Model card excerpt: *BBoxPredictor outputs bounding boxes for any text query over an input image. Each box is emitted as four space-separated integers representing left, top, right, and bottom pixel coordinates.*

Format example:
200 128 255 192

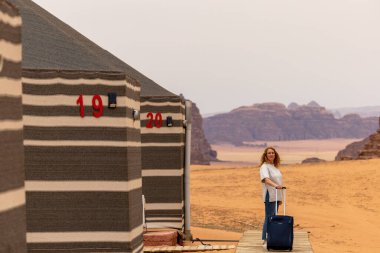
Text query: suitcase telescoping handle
275 187 286 216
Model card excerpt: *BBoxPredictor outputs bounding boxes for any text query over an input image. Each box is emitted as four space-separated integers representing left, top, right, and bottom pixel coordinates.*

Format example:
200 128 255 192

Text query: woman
259 147 286 245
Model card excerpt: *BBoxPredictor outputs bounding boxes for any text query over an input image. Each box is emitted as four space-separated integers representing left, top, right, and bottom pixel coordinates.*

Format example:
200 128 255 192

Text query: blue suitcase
267 189 294 251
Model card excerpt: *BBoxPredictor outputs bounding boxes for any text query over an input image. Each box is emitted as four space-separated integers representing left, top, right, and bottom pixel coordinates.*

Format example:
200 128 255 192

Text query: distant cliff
335 137 369 160
204 102 378 145
191 103 218 164
336 117 380 160
357 126 380 159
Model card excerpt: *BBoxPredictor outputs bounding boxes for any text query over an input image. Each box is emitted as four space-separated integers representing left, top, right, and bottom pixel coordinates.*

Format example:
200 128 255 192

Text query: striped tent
0 0 27 252
140 97 186 230
10 0 189 246
23 69 142 252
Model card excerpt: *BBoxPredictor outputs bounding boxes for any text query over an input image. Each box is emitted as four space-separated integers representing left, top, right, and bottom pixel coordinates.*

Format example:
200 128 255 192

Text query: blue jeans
262 191 279 240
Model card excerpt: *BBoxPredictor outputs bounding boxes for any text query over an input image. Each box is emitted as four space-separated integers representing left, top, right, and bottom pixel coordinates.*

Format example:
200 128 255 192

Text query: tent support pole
184 100 192 240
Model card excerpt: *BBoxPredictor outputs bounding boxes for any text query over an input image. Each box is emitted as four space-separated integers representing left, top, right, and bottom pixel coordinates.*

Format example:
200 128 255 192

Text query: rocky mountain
301 157 326 164
191 103 218 164
335 137 369 160
203 102 378 145
336 118 380 160
357 126 380 159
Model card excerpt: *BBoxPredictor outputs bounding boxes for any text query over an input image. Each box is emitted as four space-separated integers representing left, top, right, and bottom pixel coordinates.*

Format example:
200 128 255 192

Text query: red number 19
77 94 103 118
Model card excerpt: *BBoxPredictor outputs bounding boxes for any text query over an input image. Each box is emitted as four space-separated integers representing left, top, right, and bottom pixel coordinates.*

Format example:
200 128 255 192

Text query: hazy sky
33 0 380 115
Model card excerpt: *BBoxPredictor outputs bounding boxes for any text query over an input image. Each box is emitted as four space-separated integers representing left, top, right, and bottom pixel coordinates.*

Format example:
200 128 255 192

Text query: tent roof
9 0 176 97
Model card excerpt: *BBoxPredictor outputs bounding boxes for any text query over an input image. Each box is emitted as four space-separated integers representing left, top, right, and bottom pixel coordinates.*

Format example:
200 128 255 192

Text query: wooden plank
144 244 236 252
236 230 313 253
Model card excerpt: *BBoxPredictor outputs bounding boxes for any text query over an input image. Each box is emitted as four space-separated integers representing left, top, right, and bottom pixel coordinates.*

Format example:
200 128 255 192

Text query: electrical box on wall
108 93 117 108
166 116 173 127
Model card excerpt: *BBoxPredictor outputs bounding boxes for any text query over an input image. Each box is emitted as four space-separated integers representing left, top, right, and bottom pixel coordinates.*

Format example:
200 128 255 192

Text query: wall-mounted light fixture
108 93 117 108
166 116 173 127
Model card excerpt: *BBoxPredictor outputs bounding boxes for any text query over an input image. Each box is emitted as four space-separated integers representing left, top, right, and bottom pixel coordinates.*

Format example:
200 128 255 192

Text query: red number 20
77 94 103 118
146 112 162 128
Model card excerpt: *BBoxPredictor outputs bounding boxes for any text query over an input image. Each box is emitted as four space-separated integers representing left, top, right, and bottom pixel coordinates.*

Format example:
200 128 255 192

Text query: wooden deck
236 230 313 253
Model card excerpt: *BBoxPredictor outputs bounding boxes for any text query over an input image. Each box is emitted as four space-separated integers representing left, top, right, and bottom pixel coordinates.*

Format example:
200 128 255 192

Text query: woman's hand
275 185 286 189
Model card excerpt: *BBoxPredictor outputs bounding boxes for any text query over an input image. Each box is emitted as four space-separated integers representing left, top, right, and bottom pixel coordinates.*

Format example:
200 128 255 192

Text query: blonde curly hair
260 146 280 167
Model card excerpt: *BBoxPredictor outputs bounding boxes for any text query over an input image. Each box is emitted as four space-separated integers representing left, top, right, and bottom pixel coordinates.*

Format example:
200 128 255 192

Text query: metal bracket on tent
133 109 140 120
0 55 3 72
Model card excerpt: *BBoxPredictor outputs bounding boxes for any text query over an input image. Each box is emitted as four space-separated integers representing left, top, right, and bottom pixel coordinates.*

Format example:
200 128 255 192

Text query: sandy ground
191 158 380 253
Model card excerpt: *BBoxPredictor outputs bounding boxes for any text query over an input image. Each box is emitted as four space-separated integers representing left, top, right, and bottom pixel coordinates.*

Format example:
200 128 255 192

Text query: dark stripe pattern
24 146 142 181
1 59 22 78
23 69 142 253
141 147 185 170
141 119 184 128
146 210 183 217
0 206 27 252
0 131 24 192
142 177 182 203
0 96 22 120
23 105 131 117
140 96 186 230
24 126 140 142
0 1 26 252
0 21 21 43
26 190 142 232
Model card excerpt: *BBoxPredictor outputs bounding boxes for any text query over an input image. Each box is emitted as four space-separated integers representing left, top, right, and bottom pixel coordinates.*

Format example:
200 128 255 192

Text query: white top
260 162 283 202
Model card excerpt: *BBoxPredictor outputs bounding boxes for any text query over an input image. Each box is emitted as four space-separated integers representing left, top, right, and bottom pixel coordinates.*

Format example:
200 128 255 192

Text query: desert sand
191 151 380 252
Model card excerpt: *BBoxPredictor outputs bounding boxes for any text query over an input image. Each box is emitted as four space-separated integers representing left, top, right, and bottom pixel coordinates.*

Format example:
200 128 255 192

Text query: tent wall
140 97 186 230
22 69 143 253
0 1 27 252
